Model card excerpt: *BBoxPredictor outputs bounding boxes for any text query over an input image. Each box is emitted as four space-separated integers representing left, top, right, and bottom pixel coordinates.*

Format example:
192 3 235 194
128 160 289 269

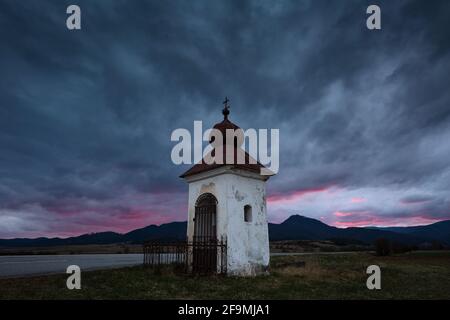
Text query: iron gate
143 238 227 274
143 193 225 274
193 193 217 273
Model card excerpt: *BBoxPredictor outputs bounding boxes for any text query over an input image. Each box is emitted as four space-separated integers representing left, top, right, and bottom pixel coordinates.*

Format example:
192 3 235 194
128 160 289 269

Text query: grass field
0 240 368 256
1 251 449 299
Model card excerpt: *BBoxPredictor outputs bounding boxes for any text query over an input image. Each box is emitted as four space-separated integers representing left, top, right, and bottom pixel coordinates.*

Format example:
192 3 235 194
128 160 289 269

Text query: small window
244 205 252 223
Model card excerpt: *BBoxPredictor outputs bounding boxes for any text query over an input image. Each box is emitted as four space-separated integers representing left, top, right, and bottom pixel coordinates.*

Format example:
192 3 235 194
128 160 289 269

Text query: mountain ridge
0 215 449 247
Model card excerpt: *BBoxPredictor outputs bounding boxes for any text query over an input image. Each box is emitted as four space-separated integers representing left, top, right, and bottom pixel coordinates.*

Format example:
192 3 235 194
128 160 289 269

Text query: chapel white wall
186 168 270 276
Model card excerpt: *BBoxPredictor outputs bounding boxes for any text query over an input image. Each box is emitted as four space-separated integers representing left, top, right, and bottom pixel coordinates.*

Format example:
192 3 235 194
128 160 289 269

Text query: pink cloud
334 211 354 217
331 210 446 228
351 197 366 203
268 186 331 204
0 190 189 238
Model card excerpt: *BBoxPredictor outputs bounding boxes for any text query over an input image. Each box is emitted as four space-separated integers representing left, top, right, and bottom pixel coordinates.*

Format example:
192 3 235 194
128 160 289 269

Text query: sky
1 0 450 238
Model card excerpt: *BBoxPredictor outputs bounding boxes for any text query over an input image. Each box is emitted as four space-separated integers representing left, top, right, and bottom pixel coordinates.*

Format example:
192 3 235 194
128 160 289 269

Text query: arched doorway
193 193 217 273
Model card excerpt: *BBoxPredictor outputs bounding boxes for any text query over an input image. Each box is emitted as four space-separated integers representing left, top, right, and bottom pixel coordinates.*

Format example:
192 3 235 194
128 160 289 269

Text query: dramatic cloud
1 0 450 237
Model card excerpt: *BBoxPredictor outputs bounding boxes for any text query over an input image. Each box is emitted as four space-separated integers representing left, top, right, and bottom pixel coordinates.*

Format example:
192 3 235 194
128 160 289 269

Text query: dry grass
276 258 328 279
1 251 449 299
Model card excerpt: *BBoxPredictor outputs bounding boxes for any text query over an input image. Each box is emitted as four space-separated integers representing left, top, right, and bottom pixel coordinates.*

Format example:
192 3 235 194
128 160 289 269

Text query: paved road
0 254 144 278
0 251 367 278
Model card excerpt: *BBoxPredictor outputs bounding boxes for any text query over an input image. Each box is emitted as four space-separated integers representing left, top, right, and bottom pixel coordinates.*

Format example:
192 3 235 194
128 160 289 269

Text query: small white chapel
180 98 274 276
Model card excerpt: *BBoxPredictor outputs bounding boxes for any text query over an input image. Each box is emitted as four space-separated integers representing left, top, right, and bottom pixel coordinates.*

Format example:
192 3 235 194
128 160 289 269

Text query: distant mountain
269 215 340 240
0 215 449 248
268 215 431 245
123 222 187 243
335 226 424 245
0 231 124 248
368 220 450 244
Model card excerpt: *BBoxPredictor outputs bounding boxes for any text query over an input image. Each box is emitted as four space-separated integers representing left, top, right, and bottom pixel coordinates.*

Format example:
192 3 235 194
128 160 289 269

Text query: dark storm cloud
1 0 450 237
400 195 434 204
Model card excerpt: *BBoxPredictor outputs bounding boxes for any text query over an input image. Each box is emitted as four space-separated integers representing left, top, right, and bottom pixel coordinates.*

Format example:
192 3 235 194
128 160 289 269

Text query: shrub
375 238 391 256
431 241 444 250
390 242 416 254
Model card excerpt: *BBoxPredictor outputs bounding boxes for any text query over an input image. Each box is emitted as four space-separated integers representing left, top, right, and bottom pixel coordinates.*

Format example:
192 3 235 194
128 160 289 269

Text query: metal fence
143 238 227 274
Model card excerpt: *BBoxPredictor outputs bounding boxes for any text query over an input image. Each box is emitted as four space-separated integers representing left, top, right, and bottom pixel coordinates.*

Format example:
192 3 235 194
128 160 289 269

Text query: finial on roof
222 96 230 120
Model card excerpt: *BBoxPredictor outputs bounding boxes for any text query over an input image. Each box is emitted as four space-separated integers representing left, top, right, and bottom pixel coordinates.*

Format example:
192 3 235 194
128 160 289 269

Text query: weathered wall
225 171 269 276
186 171 227 242
186 167 270 276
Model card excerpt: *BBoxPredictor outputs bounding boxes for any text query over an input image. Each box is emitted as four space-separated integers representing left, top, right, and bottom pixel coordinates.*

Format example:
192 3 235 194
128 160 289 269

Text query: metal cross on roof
222 96 230 119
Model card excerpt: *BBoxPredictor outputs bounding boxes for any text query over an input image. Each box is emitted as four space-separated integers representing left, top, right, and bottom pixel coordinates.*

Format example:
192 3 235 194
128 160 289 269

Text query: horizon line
1 214 448 240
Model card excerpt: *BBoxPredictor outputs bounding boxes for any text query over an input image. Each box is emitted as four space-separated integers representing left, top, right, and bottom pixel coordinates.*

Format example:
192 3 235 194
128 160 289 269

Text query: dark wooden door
193 193 217 273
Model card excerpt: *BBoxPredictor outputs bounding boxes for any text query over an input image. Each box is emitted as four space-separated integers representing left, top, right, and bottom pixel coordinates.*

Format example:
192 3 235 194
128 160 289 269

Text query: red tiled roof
181 103 272 178
180 146 266 178
212 118 240 135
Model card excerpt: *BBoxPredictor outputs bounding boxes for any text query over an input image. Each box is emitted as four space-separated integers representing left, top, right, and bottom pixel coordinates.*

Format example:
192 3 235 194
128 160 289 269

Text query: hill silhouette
0 215 449 247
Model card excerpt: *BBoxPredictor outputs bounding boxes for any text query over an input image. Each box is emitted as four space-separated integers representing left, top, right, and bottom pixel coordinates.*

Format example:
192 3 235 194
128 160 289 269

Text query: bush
431 241 444 250
375 238 391 256
391 242 414 254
